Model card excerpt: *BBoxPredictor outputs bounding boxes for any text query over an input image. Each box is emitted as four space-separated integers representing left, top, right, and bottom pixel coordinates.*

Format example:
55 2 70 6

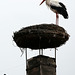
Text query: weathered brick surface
27 55 56 75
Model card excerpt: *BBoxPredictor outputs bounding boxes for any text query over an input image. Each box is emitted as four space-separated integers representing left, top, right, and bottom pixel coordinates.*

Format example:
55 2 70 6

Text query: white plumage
40 0 68 25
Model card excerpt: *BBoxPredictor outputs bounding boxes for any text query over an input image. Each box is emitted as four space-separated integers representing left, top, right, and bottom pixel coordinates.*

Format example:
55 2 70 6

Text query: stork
40 0 68 25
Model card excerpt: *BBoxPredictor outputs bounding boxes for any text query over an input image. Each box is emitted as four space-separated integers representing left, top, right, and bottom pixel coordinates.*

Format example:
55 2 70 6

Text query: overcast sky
0 0 75 75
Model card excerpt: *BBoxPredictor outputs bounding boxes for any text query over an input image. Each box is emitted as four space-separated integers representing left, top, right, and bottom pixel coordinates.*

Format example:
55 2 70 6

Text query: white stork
40 0 68 25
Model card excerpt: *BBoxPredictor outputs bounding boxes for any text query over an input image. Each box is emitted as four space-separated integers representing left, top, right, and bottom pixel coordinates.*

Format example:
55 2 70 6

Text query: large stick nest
13 24 69 49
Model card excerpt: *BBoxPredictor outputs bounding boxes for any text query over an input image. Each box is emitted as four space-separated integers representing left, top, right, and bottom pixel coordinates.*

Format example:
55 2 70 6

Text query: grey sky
0 0 75 75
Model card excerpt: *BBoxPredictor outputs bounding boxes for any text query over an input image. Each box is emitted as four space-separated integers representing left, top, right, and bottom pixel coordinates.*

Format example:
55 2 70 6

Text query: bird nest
13 24 69 49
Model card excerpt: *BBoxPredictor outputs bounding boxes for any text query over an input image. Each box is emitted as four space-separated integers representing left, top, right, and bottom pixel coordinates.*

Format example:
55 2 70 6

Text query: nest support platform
13 24 69 49
27 55 56 75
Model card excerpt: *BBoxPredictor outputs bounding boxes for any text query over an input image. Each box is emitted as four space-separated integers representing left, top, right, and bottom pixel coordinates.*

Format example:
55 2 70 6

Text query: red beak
40 0 45 5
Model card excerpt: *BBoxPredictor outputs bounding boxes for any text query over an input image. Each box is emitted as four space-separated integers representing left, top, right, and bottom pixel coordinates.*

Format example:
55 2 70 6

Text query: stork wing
59 2 67 10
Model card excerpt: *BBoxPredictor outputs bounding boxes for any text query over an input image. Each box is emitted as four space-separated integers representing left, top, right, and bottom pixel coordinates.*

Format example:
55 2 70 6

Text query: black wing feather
50 5 68 19
59 2 66 10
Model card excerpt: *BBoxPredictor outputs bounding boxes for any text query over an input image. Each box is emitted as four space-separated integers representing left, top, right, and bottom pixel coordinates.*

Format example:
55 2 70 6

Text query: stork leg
56 13 59 25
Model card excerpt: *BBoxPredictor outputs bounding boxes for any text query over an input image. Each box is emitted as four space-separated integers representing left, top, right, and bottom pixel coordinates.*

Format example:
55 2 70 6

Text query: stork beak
40 0 45 5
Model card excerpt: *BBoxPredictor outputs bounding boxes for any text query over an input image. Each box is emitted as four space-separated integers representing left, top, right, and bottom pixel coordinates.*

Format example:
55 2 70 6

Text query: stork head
40 0 50 6
40 0 45 5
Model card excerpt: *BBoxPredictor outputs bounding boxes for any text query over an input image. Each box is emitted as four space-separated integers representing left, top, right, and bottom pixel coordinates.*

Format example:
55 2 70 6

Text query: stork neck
46 0 59 3
46 0 50 6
